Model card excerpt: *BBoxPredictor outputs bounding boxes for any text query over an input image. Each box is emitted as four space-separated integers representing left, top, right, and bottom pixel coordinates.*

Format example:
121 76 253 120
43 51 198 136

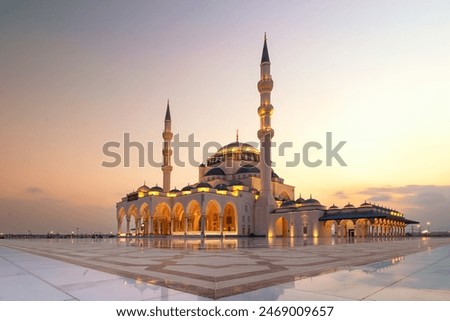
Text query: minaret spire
261 33 270 63
162 100 173 192
165 99 171 121
255 34 276 236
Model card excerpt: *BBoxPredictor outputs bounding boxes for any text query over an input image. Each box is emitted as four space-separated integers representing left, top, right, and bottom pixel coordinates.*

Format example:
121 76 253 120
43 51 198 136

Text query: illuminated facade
116 37 418 238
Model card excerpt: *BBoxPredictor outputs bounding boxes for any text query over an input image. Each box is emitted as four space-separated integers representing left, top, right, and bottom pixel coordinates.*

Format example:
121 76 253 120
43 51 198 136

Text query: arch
205 200 221 232
324 220 338 237
153 202 171 235
118 207 126 221
127 204 138 220
117 207 126 235
223 202 237 233
172 202 185 233
355 218 371 237
140 203 150 235
186 200 201 232
275 217 288 237
278 191 291 201
339 219 355 238
127 204 139 236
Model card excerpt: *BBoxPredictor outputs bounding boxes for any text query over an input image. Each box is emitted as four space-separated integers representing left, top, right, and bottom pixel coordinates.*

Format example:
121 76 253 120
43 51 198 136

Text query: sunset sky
1 0 449 234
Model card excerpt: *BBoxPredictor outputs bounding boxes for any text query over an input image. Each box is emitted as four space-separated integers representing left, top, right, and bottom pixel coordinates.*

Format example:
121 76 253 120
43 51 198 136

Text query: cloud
333 191 348 199
369 194 392 202
24 187 44 194
357 185 450 232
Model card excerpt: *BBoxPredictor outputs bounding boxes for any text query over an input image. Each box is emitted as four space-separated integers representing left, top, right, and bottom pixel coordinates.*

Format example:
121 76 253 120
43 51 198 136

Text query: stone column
126 219 131 235
117 220 122 235
135 218 141 235
149 217 153 235
201 214 205 236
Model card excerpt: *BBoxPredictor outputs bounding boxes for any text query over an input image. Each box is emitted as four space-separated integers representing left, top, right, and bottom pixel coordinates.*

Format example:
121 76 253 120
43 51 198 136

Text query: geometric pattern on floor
2 237 450 299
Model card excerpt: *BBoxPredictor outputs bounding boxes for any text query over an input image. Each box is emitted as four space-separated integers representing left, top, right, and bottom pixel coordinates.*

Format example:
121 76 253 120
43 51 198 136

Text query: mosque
116 36 418 238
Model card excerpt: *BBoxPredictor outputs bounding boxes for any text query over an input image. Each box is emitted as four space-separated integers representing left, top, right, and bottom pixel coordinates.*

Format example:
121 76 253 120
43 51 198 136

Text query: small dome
281 200 296 207
229 180 244 186
196 182 212 188
214 183 228 191
236 165 260 174
137 184 150 193
199 163 206 167
296 197 305 204
329 204 339 209
360 201 372 207
344 202 355 208
181 185 194 192
150 185 163 192
169 188 180 193
204 167 226 176
304 197 321 205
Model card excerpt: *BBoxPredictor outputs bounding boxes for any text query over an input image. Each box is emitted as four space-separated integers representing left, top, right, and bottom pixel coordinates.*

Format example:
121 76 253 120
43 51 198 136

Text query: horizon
1 0 449 234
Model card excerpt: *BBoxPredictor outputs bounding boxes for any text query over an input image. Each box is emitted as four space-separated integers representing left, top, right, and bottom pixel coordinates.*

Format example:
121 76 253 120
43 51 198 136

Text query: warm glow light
216 190 227 195
138 192 145 198
148 191 160 196
197 187 210 193
313 230 319 238
182 191 191 195
167 193 177 198
231 185 244 191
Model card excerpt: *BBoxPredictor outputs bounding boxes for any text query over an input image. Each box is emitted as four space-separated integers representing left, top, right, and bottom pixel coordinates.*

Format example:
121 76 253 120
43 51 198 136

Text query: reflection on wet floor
1 237 450 300
358 256 405 273
106 236 427 250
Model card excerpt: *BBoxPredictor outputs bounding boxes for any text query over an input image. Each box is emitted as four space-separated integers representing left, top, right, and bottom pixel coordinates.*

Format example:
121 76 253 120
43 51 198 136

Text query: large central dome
207 142 260 166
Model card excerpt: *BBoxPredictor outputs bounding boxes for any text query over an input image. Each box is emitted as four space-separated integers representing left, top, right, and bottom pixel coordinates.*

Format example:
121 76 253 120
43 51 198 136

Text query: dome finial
236 129 239 143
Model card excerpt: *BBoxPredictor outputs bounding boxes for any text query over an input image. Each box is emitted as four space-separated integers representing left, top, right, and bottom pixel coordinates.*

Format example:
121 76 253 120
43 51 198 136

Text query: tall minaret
255 33 277 236
162 100 173 192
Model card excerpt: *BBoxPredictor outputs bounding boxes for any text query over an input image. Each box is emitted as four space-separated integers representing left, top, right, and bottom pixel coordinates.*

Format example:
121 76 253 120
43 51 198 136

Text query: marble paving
1 237 450 300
